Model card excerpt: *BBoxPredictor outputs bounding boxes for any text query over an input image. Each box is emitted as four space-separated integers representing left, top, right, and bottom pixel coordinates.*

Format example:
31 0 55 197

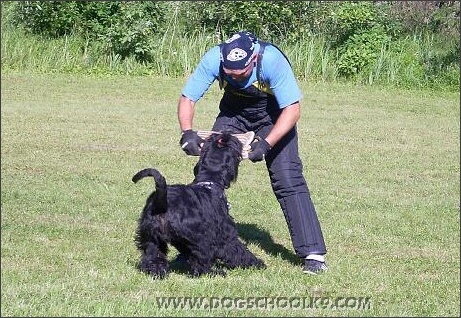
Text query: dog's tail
132 168 167 213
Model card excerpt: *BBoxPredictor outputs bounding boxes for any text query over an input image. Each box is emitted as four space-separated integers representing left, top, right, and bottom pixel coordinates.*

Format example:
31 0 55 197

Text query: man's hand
180 130 204 156
248 136 271 162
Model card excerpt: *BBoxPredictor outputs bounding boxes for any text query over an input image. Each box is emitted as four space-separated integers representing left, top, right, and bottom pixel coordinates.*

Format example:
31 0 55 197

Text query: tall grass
283 36 338 83
0 20 219 78
359 32 460 91
2 11 458 91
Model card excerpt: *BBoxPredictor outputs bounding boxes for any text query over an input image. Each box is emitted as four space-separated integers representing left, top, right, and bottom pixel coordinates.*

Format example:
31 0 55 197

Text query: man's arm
247 102 300 162
177 46 221 133
265 102 301 147
177 95 204 156
177 95 196 132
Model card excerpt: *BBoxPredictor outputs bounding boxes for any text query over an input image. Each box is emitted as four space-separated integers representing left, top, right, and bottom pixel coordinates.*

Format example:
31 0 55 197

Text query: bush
178 1 336 43
13 1 167 62
327 1 395 77
3 1 459 91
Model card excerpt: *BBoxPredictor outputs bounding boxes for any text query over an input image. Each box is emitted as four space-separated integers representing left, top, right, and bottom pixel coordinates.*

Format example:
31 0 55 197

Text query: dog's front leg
138 242 169 279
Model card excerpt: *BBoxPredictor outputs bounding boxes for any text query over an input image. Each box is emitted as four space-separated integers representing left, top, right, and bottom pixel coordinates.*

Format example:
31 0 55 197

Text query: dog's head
193 131 243 189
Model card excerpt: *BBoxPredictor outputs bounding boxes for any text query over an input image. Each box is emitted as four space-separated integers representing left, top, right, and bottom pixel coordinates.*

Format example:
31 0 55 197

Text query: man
177 31 328 274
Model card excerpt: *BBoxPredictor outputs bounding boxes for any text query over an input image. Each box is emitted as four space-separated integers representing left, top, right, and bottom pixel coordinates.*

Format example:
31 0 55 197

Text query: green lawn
1 72 459 316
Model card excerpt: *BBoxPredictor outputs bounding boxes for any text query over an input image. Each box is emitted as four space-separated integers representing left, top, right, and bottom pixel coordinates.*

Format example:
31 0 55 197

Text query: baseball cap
220 32 257 70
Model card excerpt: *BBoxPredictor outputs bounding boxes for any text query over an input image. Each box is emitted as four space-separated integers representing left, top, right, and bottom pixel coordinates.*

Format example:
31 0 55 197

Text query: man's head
220 32 257 70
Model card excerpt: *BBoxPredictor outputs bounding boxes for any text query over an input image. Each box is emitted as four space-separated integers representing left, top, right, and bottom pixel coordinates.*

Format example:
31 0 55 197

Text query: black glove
179 130 204 156
248 136 271 162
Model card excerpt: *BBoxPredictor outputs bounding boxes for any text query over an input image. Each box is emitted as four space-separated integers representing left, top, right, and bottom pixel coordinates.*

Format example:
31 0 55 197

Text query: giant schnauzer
132 131 265 278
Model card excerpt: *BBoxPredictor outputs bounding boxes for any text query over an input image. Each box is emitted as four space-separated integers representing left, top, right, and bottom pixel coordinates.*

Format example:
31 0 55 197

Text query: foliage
100 1 166 62
13 1 167 62
429 1 461 35
178 1 330 42
326 2 395 77
2 1 459 91
336 26 391 77
14 0 80 37
386 0 460 35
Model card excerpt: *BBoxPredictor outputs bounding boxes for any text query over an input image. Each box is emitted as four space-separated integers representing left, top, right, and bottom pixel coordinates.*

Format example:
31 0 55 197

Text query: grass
1 72 460 316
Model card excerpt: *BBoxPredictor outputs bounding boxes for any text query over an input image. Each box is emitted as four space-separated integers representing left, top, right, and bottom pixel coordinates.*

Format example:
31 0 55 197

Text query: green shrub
178 1 321 42
327 2 394 77
337 26 391 77
2 1 459 91
13 1 167 62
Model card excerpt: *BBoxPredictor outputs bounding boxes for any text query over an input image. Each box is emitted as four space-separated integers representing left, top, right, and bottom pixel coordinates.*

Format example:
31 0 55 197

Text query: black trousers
212 112 327 258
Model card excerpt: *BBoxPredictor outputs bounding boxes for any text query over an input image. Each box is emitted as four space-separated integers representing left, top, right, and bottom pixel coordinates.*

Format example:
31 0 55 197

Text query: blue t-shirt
182 43 302 109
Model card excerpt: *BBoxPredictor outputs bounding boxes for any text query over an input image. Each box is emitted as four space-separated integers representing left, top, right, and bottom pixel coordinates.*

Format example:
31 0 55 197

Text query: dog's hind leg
138 241 170 279
218 239 266 270
187 247 225 278
187 257 214 277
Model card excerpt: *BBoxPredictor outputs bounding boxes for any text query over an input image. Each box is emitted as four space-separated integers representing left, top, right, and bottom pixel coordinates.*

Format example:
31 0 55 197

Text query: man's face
223 55 257 82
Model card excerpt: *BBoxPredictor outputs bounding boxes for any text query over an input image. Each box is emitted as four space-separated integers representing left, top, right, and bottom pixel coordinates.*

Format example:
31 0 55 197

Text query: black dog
132 132 265 278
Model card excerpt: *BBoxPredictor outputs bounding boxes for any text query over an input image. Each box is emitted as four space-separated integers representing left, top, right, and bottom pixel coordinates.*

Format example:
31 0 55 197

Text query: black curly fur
132 132 265 279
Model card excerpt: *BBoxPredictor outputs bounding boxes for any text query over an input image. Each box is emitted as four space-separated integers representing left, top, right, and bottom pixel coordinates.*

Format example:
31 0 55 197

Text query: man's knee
270 172 309 198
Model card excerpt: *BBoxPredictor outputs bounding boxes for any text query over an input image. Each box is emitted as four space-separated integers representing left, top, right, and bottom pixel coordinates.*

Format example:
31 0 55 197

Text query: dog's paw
188 268 227 278
138 259 169 279
188 270 201 278
254 259 267 269
138 266 169 279
211 267 227 277
150 269 169 280
241 258 266 270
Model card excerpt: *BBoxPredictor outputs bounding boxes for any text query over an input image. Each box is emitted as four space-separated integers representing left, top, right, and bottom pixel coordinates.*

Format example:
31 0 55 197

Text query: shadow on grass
169 254 190 276
167 223 300 276
132 222 300 278
237 223 300 266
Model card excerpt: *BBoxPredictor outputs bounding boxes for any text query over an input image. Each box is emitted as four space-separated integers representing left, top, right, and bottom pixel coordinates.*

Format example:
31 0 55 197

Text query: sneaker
303 259 328 275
